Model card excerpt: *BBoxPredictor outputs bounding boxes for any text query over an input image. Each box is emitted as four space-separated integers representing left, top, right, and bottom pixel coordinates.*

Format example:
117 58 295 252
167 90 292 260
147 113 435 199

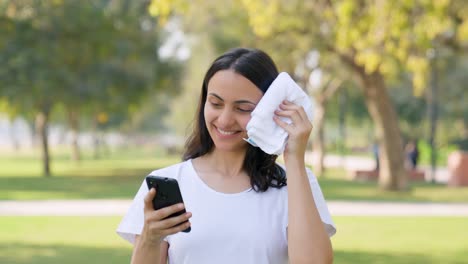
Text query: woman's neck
200 149 247 178
192 148 251 193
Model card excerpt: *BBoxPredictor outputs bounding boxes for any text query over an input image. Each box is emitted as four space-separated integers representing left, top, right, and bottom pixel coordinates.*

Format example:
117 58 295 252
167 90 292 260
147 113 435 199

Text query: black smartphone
145 175 191 233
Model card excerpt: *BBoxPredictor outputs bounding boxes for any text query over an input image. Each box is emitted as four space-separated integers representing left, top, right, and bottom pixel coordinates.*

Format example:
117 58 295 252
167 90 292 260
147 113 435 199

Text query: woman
117 48 336 264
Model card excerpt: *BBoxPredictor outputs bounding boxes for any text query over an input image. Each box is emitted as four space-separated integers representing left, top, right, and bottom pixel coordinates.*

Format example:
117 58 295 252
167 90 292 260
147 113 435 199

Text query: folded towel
244 72 314 155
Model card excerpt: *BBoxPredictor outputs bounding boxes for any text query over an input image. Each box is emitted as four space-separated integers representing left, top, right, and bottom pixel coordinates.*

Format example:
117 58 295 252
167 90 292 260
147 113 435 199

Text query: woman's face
204 70 263 153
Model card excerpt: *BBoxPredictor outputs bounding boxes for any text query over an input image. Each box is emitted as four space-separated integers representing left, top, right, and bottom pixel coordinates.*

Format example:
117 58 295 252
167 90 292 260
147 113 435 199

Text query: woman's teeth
217 128 236 135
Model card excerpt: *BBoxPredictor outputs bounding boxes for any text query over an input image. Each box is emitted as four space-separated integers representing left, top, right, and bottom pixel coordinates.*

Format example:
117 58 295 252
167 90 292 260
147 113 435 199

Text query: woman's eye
210 102 222 107
238 108 253 113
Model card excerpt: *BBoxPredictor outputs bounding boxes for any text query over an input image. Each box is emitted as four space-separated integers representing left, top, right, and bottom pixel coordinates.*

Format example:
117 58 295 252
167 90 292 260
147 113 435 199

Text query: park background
0 0 467 263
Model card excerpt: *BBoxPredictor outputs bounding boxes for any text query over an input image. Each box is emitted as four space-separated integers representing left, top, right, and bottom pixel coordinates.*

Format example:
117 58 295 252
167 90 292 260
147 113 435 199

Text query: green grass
1 149 467 202
0 149 181 200
332 217 468 264
1 216 467 264
0 216 132 264
318 168 468 203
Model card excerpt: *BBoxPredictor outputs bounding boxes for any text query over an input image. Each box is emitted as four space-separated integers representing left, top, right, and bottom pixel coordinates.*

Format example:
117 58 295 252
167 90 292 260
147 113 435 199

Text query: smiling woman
204 70 263 153
117 48 336 264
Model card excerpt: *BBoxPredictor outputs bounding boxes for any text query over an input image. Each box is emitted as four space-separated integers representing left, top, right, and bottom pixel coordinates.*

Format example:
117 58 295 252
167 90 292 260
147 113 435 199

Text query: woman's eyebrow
208 93 257 105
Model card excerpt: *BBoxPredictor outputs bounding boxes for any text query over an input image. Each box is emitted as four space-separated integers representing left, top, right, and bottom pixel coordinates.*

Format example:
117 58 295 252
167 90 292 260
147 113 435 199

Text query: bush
417 140 458 166
450 138 468 151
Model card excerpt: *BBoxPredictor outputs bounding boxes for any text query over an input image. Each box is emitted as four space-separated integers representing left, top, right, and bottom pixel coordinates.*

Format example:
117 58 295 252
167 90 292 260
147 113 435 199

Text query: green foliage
417 140 458 166
230 0 468 107
325 84 371 124
0 0 182 128
437 53 468 126
150 0 467 135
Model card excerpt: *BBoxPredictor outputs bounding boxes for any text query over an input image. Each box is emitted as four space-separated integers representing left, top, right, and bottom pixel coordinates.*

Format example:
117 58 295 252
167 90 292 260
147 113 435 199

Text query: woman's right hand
140 188 192 245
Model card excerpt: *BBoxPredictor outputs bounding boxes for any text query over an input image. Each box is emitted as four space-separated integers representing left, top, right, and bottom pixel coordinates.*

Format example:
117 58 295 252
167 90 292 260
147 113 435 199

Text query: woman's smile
215 127 239 136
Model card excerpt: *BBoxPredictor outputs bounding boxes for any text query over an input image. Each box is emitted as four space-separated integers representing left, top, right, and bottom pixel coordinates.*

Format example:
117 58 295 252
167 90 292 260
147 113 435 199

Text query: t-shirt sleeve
116 180 148 244
306 168 337 237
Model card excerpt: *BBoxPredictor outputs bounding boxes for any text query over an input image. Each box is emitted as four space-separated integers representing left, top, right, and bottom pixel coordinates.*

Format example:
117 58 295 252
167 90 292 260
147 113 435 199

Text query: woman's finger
157 212 192 230
143 188 156 214
154 203 186 220
145 210 191 234
160 221 192 237
274 109 303 125
273 115 295 132
279 101 309 121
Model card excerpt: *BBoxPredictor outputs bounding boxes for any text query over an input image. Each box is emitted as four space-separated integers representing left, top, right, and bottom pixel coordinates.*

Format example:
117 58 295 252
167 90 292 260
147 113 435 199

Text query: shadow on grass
1 243 463 264
0 242 132 264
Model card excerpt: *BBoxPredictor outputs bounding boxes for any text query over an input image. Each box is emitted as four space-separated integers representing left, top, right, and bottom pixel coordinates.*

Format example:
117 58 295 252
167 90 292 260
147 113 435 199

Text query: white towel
244 72 314 155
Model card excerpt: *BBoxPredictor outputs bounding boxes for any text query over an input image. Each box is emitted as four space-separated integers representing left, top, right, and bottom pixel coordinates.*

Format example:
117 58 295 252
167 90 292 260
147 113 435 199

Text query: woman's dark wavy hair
182 47 287 192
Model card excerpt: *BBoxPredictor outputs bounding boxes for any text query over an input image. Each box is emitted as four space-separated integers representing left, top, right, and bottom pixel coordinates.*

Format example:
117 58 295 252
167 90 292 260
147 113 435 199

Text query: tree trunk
427 52 439 183
28 118 37 148
311 78 342 177
92 116 101 160
9 118 20 151
35 106 51 177
68 110 81 162
463 118 468 139
313 99 326 177
358 70 407 190
338 89 347 160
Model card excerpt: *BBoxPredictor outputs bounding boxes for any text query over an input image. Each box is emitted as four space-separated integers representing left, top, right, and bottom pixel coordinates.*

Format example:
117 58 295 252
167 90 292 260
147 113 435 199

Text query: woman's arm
274 100 333 264
131 235 168 264
131 188 192 264
285 158 333 264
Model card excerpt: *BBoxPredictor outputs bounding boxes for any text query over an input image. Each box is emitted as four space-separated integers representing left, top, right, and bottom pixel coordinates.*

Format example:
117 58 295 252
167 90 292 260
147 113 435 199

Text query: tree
149 0 467 190
292 50 347 176
0 0 182 175
240 0 467 190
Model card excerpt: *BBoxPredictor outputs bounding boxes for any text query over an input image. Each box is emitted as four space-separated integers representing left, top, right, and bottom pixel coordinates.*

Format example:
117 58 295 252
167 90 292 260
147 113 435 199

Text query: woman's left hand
273 100 313 159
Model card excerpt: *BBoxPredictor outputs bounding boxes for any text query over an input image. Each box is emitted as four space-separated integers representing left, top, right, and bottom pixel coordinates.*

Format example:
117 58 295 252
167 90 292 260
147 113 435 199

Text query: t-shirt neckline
187 159 253 196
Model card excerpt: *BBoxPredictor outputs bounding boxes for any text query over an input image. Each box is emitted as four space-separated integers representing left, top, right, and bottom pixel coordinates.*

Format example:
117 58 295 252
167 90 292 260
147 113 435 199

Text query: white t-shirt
117 159 336 264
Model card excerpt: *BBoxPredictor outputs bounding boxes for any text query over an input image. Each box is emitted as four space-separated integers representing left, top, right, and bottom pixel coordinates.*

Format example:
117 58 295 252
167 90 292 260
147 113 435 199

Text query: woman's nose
217 109 234 127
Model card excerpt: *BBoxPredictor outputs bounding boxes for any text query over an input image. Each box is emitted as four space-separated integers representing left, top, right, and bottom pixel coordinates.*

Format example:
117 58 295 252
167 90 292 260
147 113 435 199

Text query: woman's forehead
207 70 263 102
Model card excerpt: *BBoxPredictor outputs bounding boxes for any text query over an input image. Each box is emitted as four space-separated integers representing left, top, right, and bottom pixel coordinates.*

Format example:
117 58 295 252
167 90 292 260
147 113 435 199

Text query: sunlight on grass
1 148 467 202
0 147 181 178
0 216 132 264
0 148 181 200
1 216 467 264
332 217 468 264
0 217 129 247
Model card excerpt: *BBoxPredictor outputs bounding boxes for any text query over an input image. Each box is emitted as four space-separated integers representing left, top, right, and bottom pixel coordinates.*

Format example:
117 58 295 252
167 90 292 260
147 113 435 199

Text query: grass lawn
1 216 467 264
332 217 468 264
1 148 467 202
0 149 181 200
319 170 468 203
0 216 132 264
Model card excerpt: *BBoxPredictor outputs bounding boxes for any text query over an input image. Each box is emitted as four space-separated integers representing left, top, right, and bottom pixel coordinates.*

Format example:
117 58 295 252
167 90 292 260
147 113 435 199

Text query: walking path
1 200 467 216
